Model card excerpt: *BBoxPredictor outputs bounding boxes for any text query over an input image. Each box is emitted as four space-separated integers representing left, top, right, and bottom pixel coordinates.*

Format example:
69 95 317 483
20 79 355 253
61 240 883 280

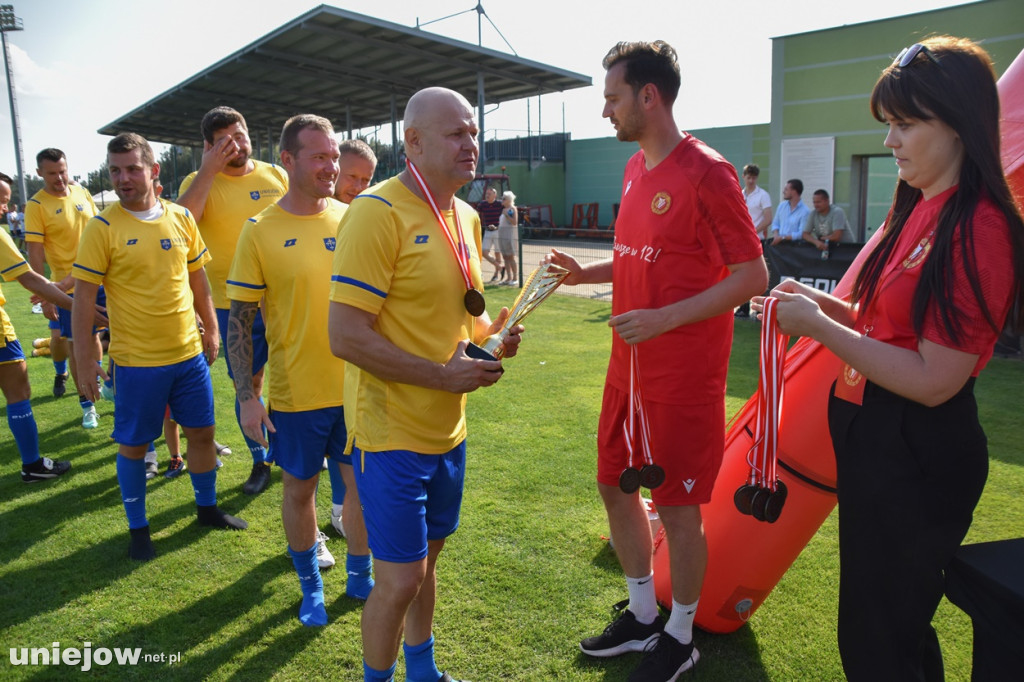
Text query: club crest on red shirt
651 192 671 215
902 236 932 269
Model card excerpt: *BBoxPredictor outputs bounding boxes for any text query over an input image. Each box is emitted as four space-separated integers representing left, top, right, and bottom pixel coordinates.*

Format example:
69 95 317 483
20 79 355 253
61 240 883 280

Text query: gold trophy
468 264 570 360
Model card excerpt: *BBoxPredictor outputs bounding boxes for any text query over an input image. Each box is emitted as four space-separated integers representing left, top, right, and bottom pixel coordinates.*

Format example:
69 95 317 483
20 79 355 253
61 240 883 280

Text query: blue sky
0 0 971 183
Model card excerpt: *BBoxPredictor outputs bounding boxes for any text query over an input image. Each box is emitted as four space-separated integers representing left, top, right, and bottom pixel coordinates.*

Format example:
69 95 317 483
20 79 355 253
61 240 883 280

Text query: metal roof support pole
477 71 486 171
527 97 531 170
252 128 261 163
346 106 353 140
390 94 399 173
537 92 542 165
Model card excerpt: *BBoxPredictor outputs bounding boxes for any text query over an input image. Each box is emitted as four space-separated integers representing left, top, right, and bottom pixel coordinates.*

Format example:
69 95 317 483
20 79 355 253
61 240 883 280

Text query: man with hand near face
178 107 288 496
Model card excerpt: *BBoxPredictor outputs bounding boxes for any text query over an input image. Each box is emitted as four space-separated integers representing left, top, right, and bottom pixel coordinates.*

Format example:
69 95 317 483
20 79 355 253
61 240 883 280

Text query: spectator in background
7 203 24 252
802 189 847 252
769 178 810 245
476 186 504 282
742 164 773 240
498 190 519 286
736 164 773 318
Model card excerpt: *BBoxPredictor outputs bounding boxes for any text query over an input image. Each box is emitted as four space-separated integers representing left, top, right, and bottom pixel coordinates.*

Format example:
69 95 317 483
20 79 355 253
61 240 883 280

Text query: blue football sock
288 542 327 627
327 458 346 506
346 553 374 600
235 396 268 464
116 454 148 529
404 635 441 682
79 397 93 412
7 399 40 466
53 359 67 375
189 468 217 507
363 660 396 682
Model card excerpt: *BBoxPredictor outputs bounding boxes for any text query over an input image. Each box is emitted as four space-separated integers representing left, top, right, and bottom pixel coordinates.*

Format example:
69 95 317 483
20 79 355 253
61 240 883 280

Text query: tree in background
7 174 43 207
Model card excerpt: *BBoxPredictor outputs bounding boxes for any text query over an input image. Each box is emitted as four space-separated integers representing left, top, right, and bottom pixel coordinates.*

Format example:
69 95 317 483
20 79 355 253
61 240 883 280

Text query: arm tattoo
227 300 260 403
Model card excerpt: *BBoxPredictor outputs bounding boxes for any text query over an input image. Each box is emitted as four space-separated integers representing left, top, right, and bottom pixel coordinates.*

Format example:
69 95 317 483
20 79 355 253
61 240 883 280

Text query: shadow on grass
0 447 125 560
589 540 625 575
14 555 315 682
0 495 259 633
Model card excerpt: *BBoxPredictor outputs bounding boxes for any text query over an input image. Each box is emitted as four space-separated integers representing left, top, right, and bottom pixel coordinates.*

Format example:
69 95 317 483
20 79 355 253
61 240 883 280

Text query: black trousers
828 379 988 682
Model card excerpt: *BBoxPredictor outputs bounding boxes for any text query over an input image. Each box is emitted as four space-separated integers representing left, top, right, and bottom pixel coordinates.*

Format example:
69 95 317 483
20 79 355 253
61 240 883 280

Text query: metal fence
482 234 614 301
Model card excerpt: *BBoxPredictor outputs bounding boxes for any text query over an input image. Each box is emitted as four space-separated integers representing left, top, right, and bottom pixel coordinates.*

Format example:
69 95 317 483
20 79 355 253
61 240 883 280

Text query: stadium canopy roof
97 4 592 153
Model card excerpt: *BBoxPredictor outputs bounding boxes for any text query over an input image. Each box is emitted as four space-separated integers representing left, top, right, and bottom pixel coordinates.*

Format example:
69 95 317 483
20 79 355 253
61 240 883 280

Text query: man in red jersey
549 40 767 681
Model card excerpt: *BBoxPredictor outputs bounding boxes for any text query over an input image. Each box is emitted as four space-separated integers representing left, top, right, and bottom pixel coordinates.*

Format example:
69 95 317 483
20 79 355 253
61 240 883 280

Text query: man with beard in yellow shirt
178 107 287 495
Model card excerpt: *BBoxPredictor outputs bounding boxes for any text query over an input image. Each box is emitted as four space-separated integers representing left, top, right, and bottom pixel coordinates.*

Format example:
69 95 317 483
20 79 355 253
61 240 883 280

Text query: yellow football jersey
0 229 30 342
24 184 98 283
227 200 348 412
179 160 288 309
329 177 484 454
73 200 210 367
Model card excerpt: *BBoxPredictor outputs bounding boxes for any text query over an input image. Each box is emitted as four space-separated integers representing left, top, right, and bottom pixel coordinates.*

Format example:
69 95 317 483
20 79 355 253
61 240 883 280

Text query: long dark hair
853 36 1024 344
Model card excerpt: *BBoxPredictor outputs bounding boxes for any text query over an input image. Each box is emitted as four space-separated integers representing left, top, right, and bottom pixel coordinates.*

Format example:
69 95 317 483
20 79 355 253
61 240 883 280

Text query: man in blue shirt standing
769 178 810 245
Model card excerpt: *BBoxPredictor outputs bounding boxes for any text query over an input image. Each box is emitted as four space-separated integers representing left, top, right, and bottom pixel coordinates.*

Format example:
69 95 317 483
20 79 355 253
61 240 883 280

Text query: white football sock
664 598 699 644
626 572 659 624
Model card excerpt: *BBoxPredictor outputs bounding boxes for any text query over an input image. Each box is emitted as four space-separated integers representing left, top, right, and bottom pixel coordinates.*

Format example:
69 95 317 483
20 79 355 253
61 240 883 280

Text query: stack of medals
619 346 665 493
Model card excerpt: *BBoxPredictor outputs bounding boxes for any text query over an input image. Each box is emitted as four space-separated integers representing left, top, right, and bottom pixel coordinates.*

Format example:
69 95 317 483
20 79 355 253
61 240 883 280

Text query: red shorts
597 383 725 506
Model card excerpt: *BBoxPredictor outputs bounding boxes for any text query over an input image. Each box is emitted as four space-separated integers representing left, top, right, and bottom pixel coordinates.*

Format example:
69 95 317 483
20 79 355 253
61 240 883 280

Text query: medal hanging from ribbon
734 296 789 523
406 160 486 317
619 345 665 493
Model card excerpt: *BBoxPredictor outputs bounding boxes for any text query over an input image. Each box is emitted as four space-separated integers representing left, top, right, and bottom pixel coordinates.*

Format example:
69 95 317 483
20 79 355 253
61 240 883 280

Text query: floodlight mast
0 4 26 205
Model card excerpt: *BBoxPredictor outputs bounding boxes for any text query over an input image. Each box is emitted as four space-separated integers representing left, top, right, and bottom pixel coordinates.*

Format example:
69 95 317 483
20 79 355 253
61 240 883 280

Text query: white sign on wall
780 137 835 204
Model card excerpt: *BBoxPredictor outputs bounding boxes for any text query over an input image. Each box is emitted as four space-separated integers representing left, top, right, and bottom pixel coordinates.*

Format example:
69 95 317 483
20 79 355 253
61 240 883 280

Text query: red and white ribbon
746 297 788 491
623 345 655 470
406 159 474 292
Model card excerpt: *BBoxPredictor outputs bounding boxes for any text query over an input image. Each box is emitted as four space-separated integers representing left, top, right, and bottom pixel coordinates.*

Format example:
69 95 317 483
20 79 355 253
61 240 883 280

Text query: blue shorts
354 442 466 563
267 405 349 480
111 353 215 447
0 338 25 364
216 307 267 380
57 287 107 339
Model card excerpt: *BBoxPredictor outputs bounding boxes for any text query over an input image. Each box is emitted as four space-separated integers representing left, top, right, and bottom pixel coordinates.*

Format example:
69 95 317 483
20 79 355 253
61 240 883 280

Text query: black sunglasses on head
893 43 940 68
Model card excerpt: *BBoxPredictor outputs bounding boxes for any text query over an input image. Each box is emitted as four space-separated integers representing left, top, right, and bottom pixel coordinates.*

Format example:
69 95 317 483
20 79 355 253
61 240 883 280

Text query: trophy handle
476 333 506 360
465 264 568 364
466 340 501 361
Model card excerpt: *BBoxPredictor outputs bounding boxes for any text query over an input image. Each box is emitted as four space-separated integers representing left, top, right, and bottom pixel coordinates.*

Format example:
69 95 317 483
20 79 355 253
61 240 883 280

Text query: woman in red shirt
754 36 1024 680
